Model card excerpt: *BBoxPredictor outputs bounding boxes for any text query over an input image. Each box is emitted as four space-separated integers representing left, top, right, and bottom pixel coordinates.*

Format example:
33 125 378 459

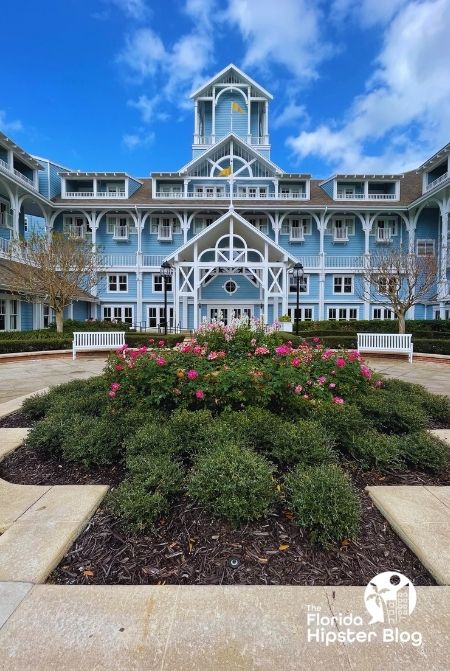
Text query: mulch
1 412 448 587
0 411 32 429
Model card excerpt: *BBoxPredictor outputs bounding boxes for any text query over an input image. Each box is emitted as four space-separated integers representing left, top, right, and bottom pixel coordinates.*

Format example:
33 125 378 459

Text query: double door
209 306 252 325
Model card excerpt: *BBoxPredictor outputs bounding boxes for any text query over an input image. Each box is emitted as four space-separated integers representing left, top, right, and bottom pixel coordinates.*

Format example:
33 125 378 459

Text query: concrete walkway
366 359 450 397
367 486 450 586
0 584 448 670
0 356 106 404
0 428 29 461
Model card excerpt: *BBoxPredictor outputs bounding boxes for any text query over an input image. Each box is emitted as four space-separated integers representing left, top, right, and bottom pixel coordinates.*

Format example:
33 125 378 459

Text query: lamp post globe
160 261 173 335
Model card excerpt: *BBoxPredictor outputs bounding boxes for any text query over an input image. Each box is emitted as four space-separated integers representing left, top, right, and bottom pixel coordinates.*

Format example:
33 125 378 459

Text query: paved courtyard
365 358 450 397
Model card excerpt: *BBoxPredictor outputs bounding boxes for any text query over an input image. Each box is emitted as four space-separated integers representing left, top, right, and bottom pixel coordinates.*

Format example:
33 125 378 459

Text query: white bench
72 331 126 359
357 333 413 363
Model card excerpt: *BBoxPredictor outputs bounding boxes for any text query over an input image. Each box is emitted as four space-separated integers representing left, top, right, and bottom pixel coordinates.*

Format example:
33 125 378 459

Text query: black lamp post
160 261 174 335
291 262 304 336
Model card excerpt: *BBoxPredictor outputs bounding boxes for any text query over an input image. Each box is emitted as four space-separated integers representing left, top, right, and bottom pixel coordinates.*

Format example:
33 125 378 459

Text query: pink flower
328 383 336 389
130 350 140 359
321 349 333 360
360 365 372 380
158 340 165 347
374 379 383 388
317 376 326 385
303 394 310 400
115 364 123 371
291 357 301 367
207 351 219 360
193 345 203 354
148 338 155 345
275 344 292 356
254 346 270 355
117 344 129 353
335 357 346 368
156 356 167 366
110 383 121 391
312 337 321 343
195 389 205 400
187 369 198 380
348 350 361 362
294 384 303 394
332 396 345 405
108 390 116 398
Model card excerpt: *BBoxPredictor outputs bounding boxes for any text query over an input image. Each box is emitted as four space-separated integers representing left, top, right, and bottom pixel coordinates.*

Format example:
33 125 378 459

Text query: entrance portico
164 209 297 329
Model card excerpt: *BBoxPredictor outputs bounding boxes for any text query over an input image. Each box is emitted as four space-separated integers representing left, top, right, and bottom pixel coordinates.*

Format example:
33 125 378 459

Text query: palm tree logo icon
364 572 416 624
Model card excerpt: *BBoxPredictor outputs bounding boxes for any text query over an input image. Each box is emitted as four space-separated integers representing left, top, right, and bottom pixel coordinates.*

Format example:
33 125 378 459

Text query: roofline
0 131 43 170
415 142 450 171
32 155 73 172
58 172 143 183
178 132 285 175
190 63 273 100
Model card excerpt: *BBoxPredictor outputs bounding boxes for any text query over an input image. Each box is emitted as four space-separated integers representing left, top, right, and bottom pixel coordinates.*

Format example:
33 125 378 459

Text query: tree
358 249 439 333
8 232 100 333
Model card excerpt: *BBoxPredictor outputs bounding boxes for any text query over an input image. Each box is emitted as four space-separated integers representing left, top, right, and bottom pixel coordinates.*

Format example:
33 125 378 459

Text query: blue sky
1 0 450 178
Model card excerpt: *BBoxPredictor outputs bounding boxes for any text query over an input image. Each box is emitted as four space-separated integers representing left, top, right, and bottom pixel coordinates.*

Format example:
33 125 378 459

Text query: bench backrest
73 331 126 348
357 333 412 350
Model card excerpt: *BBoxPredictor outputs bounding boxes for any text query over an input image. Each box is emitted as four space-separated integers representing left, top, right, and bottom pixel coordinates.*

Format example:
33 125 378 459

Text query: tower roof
190 64 273 100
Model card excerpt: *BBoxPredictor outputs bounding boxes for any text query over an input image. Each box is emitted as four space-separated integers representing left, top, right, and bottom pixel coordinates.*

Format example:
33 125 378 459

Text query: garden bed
3 319 449 587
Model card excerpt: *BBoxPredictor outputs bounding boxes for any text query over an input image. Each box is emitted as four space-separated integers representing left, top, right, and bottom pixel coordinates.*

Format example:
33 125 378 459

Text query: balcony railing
154 191 308 200
142 255 165 267
0 212 13 229
68 224 88 239
0 157 37 190
325 255 364 269
336 192 365 200
193 134 270 146
63 190 127 199
0 237 11 255
426 172 449 192
335 192 397 200
98 254 136 267
158 225 172 241
289 227 304 242
376 227 392 243
367 193 397 200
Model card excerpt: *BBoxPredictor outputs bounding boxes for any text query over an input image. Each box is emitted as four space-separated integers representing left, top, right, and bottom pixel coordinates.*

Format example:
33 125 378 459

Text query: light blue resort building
0 64 449 331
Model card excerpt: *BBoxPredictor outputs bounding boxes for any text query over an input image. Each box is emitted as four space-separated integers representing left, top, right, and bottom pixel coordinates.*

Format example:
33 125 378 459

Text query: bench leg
73 349 76 360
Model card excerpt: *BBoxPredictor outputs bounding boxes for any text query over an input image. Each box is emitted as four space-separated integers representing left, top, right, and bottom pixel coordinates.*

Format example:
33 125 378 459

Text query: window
376 218 397 242
248 217 269 234
0 298 20 331
148 306 175 328
373 308 395 320
328 307 358 321
63 215 88 239
153 274 172 292
224 280 238 294
289 275 309 294
108 274 128 292
333 276 353 294
43 304 55 328
287 307 313 321
417 239 435 256
102 305 133 325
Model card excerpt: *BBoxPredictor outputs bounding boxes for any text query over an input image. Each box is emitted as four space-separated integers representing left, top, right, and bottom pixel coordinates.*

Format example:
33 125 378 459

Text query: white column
194 100 199 141
136 271 143 326
247 87 251 143
362 215 371 320
264 101 269 140
193 243 199 329
212 87 216 143
93 177 98 197
439 209 449 308
364 180 369 199
7 150 14 169
174 264 180 331
281 265 288 316
318 217 326 321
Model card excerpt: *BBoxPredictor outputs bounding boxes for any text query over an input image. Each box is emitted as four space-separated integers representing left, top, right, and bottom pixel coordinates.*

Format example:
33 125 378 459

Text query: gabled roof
190 64 273 100
416 142 450 171
164 208 297 264
178 132 284 176
0 131 43 170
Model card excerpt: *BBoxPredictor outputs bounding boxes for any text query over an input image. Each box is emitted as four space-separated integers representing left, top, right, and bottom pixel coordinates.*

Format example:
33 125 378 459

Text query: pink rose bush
105 321 382 413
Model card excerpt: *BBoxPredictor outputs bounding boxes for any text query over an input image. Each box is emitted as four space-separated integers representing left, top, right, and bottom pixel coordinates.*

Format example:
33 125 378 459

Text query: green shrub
189 443 276 525
359 391 428 434
285 464 360 547
313 402 369 451
0 338 72 353
109 454 183 530
21 391 53 421
24 411 77 457
399 432 449 472
383 379 450 427
265 419 336 467
167 409 219 455
348 431 403 470
125 422 178 458
61 416 126 466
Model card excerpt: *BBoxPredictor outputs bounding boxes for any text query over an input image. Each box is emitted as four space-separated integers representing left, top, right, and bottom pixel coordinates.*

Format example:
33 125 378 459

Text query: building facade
0 64 449 331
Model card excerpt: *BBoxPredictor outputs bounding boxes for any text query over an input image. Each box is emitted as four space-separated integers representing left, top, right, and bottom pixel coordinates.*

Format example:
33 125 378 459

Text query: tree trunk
55 309 64 334
397 312 406 334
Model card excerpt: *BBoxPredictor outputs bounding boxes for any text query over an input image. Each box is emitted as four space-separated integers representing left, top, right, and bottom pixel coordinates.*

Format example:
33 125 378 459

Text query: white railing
142 255 165 267
367 193 397 200
95 191 126 198
0 237 11 255
289 228 304 242
376 227 392 243
155 191 185 199
154 191 308 200
64 191 95 198
158 225 172 240
193 134 269 145
296 255 321 268
326 255 364 268
68 224 87 239
98 253 136 267
426 172 449 192
279 192 307 199
336 193 365 199
333 227 349 242
0 157 38 191
72 331 126 359
357 333 413 363
113 225 129 240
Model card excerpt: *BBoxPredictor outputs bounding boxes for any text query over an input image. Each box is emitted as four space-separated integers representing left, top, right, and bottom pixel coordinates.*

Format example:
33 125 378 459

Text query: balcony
98 253 136 267
332 227 349 243
289 227 304 242
63 189 127 199
376 227 392 243
0 157 37 190
158 225 172 241
426 172 449 192
142 254 165 267
154 190 308 200
0 212 13 229
336 192 365 200
68 224 88 240
113 224 129 240
193 134 270 146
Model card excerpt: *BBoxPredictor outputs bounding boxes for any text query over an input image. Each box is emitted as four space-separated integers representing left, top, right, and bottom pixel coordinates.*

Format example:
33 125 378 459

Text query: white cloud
108 0 149 20
288 0 450 173
331 0 408 27
0 111 23 135
128 94 169 122
122 130 155 149
226 0 332 81
273 103 308 129
118 28 166 78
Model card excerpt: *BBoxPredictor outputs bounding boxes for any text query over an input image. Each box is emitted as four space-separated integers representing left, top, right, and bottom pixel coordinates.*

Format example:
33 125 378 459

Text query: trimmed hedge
0 333 184 353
